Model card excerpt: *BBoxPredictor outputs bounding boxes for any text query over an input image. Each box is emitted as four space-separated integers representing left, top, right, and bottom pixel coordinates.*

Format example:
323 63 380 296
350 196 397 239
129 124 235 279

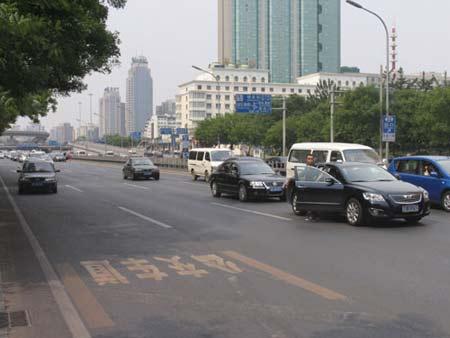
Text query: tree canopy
0 0 126 132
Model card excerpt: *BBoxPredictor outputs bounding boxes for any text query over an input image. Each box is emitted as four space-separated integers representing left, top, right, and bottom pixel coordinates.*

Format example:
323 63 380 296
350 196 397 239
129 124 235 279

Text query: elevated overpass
0 130 50 145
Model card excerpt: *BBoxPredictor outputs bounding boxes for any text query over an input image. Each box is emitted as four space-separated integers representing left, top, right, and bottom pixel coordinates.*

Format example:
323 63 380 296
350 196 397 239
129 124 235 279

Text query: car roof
290 142 373 151
323 162 378 168
226 157 263 162
393 155 450 162
190 148 231 152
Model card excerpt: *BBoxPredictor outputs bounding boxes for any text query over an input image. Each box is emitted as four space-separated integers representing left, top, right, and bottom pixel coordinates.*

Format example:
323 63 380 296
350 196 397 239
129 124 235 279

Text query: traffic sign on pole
382 115 396 142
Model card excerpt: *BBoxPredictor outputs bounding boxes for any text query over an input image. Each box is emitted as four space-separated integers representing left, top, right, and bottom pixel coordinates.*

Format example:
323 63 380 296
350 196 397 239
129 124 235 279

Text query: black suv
18 159 59 194
209 157 286 202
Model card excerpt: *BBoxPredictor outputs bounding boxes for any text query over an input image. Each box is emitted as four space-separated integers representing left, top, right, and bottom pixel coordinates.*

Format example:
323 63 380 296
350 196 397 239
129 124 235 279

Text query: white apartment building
296 72 382 89
143 114 180 140
176 64 316 132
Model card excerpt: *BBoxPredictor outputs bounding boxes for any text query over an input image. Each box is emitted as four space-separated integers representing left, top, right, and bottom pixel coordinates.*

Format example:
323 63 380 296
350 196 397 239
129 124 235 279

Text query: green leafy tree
0 0 126 132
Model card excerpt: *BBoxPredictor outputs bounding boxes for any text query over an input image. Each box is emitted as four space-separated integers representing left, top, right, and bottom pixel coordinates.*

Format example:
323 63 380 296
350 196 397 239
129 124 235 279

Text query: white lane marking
118 207 173 229
123 183 149 190
65 185 83 193
211 202 292 221
0 176 91 338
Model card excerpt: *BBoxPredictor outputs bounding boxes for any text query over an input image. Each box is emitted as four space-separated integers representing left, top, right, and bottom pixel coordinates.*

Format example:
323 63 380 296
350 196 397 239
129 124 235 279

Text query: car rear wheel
211 181 221 197
238 184 248 202
204 171 210 182
292 193 307 216
346 198 365 226
123 172 127 180
441 191 450 212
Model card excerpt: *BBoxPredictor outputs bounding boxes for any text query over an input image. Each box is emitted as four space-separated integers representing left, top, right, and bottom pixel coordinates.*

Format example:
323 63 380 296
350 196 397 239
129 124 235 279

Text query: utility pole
330 87 335 143
282 96 286 156
89 93 93 125
379 65 384 160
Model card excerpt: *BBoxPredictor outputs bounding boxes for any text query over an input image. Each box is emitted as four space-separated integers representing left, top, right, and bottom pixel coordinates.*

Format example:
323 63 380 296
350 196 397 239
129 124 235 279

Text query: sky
23 0 450 130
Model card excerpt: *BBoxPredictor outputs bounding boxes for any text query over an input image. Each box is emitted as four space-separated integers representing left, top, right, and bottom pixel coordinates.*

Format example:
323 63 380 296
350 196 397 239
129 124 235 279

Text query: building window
318 24 323 34
252 87 257 92
261 77 266 83
215 104 221 109
243 86 248 92
338 81 342 86
206 94 212 100
225 86 230 91
234 86 239 91
318 62 323 71
206 103 212 109
234 76 239 82
261 87 266 92
282 88 286 93
307 89 311 94
318 4 323 14
207 85 212 90
216 95 221 100
243 76 248 82
318 43 323 52
360 81 364 86
225 76 230 81
352 81 356 86
345 81 349 86
216 86 220 90
290 88 295 93
225 104 230 109
225 95 230 101
270 88 274 92
252 77 257 82
216 76 220 81
197 85 202 90
298 89 302 93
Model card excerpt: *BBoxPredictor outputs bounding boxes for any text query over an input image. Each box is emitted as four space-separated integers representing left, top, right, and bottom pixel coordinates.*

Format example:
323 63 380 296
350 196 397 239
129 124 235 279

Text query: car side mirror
430 171 439 178
394 173 401 180
325 178 335 186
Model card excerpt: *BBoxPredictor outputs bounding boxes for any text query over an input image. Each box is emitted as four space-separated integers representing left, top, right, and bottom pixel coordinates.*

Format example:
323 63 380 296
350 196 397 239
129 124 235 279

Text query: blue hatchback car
388 156 450 212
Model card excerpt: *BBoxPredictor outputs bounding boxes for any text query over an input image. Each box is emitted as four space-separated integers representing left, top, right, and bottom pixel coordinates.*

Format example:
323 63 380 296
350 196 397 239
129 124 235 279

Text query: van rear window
189 151 197 160
288 149 310 163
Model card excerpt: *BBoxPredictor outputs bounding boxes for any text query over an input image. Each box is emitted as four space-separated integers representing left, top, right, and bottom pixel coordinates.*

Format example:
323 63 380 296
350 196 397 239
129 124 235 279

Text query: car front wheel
211 181 221 197
191 170 198 181
442 191 450 212
154 174 160 181
346 198 365 226
238 184 248 202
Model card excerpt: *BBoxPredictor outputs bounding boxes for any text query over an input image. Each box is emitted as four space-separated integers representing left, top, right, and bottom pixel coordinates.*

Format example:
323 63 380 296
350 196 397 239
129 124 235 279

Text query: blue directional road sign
159 128 173 135
130 131 142 141
382 115 396 142
235 94 272 114
176 128 188 135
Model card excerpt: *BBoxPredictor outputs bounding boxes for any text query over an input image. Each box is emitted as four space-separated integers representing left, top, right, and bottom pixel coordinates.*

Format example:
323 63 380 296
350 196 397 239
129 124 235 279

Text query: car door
214 163 228 190
196 151 205 176
418 160 443 202
396 159 422 186
294 166 344 212
228 162 241 194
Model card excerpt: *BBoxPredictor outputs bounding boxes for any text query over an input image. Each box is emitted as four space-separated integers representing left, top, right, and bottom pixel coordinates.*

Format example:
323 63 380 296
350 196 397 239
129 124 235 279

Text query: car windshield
23 162 54 173
343 149 380 163
211 151 232 161
341 165 395 182
132 159 153 166
239 161 275 175
438 160 450 174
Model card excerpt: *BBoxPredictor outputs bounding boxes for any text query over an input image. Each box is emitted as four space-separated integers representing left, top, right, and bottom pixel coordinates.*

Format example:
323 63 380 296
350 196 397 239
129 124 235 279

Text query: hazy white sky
29 0 450 130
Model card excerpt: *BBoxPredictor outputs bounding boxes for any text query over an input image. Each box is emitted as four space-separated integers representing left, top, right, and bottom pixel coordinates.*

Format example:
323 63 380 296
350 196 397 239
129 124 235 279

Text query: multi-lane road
0 159 450 338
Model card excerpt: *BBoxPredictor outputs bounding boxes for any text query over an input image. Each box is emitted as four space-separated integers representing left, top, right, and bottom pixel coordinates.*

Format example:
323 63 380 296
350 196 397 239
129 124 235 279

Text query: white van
188 148 233 181
286 142 381 179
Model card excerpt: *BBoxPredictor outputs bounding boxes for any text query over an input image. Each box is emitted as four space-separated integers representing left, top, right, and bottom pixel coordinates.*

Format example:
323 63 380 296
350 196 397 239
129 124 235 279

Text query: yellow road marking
222 251 347 301
57 263 115 329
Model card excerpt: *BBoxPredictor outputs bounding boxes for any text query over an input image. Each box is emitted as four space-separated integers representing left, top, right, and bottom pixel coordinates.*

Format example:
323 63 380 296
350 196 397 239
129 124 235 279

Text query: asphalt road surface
0 159 450 338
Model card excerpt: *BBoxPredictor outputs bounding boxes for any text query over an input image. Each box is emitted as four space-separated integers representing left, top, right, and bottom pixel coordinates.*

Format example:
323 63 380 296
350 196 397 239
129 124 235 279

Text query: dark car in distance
123 157 160 180
18 160 59 194
209 157 286 202
290 162 430 226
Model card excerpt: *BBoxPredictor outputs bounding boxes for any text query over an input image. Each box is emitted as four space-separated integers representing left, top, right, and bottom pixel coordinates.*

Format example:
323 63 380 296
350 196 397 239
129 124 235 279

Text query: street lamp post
346 0 390 161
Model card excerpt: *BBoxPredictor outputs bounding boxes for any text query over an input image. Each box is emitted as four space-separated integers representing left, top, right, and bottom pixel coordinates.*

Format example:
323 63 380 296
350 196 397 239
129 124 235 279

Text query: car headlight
363 192 385 203
45 178 56 182
250 181 265 188
420 188 429 201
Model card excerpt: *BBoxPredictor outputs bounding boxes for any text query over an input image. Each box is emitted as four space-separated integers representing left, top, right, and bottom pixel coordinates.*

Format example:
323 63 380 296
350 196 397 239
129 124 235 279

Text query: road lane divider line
65 185 83 193
222 251 347 301
123 183 150 190
0 176 92 338
211 202 292 221
56 263 114 329
118 206 173 229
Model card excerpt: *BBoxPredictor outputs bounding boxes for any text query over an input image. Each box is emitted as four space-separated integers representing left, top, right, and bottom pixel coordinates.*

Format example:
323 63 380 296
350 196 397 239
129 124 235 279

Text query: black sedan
210 157 286 202
123 157 160 180
290 162 431 226
17 160 59 194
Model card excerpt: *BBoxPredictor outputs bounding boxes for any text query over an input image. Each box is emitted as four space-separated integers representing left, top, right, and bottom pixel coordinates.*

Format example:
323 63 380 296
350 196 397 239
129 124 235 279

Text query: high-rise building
156 99 176 116
126 56 153 135
218 0 341 83
99 87 124 137
50 123 74 144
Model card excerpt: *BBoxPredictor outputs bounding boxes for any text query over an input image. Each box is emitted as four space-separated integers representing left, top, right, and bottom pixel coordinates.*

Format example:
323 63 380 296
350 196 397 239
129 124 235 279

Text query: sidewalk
0 179 71 338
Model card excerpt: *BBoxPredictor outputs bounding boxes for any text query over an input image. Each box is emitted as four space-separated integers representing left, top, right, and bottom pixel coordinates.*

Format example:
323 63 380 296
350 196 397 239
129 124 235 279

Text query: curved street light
346 0 391 161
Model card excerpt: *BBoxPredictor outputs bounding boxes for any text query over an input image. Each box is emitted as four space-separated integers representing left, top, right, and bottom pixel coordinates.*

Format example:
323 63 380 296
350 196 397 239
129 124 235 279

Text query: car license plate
32 182 44 187
402 204 419 213
270 187 283 193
